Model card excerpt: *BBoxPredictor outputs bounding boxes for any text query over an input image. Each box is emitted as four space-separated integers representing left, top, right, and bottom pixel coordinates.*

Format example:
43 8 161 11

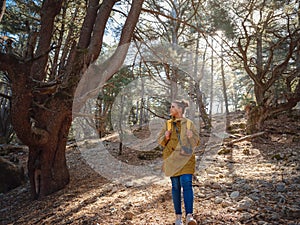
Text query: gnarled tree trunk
246 106 267 134
1 0 145 199
246 98 300 134
27 104 72 198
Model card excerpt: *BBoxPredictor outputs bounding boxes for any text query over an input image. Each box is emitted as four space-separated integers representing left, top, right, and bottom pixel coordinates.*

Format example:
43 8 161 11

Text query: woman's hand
186 129 193 138
165 130 171 140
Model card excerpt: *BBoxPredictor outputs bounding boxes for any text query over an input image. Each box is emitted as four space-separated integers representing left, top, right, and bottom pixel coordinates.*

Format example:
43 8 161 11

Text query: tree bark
246 96 300 134
1 0 145 199
246 106 267 134
221 47 229 115
209 38 214 118
194 83 211 129
0 0 5 22
27 104 71 198
193 33 211 130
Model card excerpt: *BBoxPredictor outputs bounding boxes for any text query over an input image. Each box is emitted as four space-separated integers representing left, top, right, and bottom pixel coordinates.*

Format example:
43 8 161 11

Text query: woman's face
170 103 182 117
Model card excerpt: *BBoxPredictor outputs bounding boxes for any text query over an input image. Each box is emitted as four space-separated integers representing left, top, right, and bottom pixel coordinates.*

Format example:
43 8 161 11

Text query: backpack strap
167 118 192 130
186 118 192 130
167 119 173 131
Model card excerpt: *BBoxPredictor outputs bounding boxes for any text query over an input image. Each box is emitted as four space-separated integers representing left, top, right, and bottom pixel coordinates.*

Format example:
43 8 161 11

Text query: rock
259 180 273 189
214 196 223 204
125 182 134 188
230 191 240 199
221 200 233 208
236 196 253 211
0 156 26 193
257 221 268 225
272 153 285 160
203 180 221 189
240 212 253 221
270 212 280 220
248 193 260 201
275 182 286 192
210 182 222 189
289 183 300 191
124 211 135 220
283 205 300 219
228 207 238 212
197 193 206 198
242 183 252 191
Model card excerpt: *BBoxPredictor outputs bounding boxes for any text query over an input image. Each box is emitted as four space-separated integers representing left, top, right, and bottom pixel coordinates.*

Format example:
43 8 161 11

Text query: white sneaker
186 214 197 225
175 214 183 225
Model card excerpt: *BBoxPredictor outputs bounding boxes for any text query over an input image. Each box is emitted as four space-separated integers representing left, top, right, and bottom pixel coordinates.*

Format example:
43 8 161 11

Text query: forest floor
0 110 300 225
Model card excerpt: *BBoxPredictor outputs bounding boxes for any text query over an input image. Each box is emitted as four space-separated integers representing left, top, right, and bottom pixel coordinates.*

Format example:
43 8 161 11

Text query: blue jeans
170 174 194 215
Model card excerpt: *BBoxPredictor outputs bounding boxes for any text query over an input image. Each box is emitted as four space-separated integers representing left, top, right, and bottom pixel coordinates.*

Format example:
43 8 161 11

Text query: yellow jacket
158 118 200 177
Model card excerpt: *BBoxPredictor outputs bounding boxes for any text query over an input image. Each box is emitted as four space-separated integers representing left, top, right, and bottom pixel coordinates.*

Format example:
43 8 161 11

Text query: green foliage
1 0 41 34
1 0 41 54
95 66 135 133
206 0 235 38
102 66 135 100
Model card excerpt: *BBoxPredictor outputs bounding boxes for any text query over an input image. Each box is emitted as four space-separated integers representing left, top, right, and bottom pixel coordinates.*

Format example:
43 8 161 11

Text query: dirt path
1 111 300 224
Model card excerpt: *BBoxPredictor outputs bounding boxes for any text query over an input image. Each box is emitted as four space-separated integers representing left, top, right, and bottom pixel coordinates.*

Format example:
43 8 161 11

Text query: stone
275 182 286 192
214 196 223 204
0 156 26 193
236 196 254 211
221 200 233 208
240 212 252 221
197 193 206 198
124 211 135 220
230 191 240 199
248 193 260 201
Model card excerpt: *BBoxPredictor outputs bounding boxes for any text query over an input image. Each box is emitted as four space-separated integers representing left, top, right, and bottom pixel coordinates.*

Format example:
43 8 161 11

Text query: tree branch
226 131 265 147
87 0 117 63
0 0 5 22
78 0 100 49
30 0 63 81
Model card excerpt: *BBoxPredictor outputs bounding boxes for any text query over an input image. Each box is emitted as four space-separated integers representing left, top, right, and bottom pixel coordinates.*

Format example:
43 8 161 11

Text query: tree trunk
1 0 145 199
195 83 211 130
192 33 211 130
28 116 71 199
221 47 229 115
246 96 300 134
28 110 71 198
10 72 72 198
0 0 5 22
209 38 214 118
139 79 145 126
246 106 268 134
10 69 72 198
254 85 265 106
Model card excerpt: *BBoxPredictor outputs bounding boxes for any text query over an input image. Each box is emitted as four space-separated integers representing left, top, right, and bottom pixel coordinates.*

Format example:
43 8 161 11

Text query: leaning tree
0 0 144 199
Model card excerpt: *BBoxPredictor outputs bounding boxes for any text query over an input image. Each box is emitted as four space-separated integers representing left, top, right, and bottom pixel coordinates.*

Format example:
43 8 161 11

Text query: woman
158 100 200 225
